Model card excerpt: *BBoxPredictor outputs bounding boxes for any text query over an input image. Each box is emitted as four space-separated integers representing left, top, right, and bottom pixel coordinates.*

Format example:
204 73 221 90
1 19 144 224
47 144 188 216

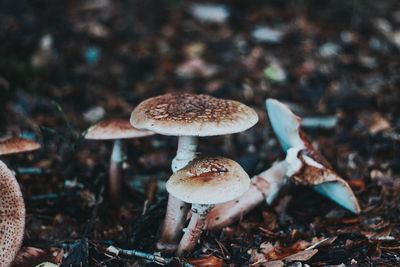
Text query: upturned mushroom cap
267 99 361 213
0 160 25 266
84 118 154 140
288 148 361 213
266 99 304 151
0 137 41 156
130 93 258 136
166 157 250 204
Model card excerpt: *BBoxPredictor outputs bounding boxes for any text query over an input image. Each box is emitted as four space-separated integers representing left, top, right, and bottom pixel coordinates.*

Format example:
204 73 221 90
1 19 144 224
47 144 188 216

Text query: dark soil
1 0 400 266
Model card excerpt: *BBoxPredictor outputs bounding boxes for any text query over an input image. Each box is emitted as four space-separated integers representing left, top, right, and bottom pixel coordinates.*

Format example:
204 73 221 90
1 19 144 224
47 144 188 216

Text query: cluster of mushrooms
0 93 360 265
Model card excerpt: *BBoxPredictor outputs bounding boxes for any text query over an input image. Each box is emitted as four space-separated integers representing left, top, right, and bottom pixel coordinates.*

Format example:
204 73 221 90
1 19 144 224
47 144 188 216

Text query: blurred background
1 0 400 266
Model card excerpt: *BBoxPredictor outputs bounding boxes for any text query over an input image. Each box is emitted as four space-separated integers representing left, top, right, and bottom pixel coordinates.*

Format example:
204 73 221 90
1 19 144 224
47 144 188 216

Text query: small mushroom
166 157 250 256
0 160 25 266
0 136 41 156
84 118 154 204
266 99 360 213
205 160 287 230
130 93 258 250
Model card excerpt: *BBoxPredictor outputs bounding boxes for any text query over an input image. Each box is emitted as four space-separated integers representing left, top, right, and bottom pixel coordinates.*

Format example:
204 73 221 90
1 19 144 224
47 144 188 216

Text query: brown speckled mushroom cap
130 93 258 136
166 157 250 204
0 137 41 156
84 118 155 140
0 160 25 266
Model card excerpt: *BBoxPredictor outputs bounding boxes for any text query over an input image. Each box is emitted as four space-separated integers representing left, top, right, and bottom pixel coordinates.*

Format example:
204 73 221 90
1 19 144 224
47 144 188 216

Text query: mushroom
266 99 360 213
130 93 258 250
205 160 287 230
0 136 41 156
84 118 154 204
166 157 250 256
0 160 25 266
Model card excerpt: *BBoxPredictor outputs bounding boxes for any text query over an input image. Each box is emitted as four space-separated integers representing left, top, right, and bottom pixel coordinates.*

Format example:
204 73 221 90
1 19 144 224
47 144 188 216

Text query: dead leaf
283 249 318 262
262 211 277 231
261 260 284 267
359 112 390 134
347 179 366 191
249 247 268 266
187 255 224 267
308 237 337 249
12 247 63 267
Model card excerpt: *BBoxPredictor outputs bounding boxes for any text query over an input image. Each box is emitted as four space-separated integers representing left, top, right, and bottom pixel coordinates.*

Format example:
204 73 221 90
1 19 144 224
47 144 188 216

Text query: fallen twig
104 245 194 266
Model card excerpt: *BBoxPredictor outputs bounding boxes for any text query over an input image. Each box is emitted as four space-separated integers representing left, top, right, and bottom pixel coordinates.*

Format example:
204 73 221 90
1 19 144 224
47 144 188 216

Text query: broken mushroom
130 93 258 250
266 99 361 213
206 160 288 230
84 118 154 204
0 160 25 266
166 157 250 255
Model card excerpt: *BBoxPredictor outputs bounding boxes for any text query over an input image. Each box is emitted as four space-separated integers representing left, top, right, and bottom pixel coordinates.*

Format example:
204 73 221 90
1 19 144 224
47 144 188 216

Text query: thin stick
105 245 194 267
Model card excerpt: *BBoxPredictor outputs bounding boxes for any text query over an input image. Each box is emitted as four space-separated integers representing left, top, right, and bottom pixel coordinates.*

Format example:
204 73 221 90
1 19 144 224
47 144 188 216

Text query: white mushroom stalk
171 136 198 172
84 119 154 205
166 157 250 256
177 204 214 256
0 160 25 266
158 136 197 251
206 161 287 230
109 139 127 204
157 194 191 251
266 98 361 214
130 93 258 252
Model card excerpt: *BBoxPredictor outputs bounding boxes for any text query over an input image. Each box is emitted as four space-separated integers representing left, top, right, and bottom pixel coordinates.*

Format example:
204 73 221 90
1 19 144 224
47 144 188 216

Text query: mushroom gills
313 180 360 213
265 99 304 151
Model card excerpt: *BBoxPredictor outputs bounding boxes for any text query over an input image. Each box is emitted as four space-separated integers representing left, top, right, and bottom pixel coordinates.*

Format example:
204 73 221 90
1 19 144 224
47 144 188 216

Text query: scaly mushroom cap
84 118 154 140
130 93 258 136
0 160 25 266
0 137 41 156
166 157 250 204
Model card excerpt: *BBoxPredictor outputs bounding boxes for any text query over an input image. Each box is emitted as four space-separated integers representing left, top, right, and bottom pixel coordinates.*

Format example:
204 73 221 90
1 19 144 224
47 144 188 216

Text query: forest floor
1 0 400 266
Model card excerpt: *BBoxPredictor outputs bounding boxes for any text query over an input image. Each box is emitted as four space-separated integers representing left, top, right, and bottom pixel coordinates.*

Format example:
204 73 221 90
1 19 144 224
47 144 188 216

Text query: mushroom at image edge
84 118 154 204
166 157 250 256
0 136 41 156
0 160 25 266
130 93 258 250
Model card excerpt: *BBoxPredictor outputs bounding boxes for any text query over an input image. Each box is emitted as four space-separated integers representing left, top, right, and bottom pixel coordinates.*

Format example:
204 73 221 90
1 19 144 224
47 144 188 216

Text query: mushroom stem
157 195 191 252
171 136 198 172
177 204 214 256
157 136 197 251
205 161 287 230
109 139 127 204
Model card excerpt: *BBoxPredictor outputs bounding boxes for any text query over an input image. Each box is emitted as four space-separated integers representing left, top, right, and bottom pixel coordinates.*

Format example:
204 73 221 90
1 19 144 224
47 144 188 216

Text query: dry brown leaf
249 248 268 266
261 260 284 267
249 247 268 266
361 225 392 240
308 236 337 249
12 247 63 267
262 211 277 231
187 255 224 267
359 112 390 134
283 249 318 262
347 179 366 191
255 240 312 261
